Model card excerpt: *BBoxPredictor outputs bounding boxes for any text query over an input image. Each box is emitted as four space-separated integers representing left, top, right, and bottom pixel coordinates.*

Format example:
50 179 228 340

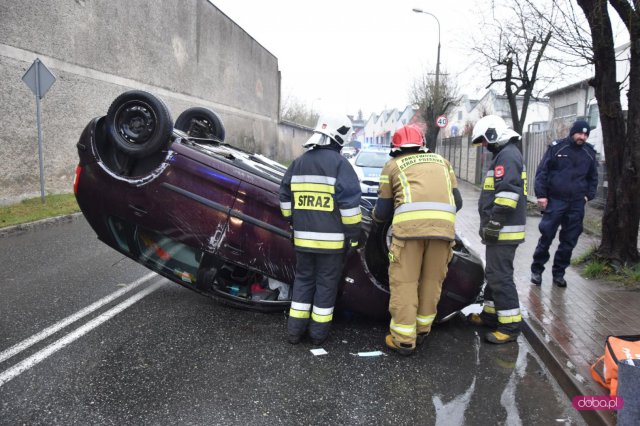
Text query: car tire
106 90 173 158
175 107 226 142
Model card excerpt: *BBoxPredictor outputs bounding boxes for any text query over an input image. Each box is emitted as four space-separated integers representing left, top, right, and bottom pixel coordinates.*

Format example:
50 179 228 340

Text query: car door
224 179 296 285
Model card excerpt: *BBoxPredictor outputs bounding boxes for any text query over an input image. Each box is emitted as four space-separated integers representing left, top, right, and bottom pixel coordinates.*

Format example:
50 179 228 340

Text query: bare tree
409 69 459 152
474 1 554 135
573 0 640 265
280 95 319 128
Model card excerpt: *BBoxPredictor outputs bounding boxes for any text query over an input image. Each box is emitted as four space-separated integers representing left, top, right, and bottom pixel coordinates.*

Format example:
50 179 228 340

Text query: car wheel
106 90 173 158
364 221 391 288
175 107 226 142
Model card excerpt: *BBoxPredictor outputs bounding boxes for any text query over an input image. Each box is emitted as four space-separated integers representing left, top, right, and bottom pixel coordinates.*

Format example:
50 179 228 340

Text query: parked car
351 146 389 204
74 91 484 321
341 146 357 159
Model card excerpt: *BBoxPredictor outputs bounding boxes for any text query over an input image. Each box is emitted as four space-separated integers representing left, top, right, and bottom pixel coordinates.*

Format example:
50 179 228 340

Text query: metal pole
435 38 441 106
412 9 441 104
35 59 46 204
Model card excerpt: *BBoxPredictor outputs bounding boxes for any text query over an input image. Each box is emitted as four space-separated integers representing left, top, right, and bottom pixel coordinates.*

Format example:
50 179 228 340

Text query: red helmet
391 125 424 153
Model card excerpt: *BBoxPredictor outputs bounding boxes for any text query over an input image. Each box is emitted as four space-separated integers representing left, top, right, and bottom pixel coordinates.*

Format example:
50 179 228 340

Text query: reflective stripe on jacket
478 143 527 245
279 146 362 253
374 152 457 240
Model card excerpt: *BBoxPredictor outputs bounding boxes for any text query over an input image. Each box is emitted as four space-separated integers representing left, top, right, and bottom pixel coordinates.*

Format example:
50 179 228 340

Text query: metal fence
437 131 607 207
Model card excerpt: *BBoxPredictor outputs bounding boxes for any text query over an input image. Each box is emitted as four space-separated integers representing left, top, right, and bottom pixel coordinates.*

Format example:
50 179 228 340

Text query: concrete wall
0 0 281 204
277 121 312 162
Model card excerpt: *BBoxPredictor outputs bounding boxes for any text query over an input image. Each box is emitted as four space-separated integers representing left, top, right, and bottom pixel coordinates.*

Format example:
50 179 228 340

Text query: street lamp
412 8 441 103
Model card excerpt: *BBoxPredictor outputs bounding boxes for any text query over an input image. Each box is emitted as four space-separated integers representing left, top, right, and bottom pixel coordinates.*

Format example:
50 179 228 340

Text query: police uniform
531 131 598 283
373 151 460 348
279 145 361 343
477 142 527 335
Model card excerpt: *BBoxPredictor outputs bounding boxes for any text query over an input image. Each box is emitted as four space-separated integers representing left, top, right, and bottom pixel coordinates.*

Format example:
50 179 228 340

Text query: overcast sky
212 0 489 118
210 0 627 119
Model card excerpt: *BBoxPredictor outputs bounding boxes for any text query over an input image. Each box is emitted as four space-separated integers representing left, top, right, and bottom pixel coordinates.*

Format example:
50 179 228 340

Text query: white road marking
0 272 156 365
0 279 164 387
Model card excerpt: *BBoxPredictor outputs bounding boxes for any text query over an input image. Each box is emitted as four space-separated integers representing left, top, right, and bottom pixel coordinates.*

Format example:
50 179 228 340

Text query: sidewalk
455 181 640 426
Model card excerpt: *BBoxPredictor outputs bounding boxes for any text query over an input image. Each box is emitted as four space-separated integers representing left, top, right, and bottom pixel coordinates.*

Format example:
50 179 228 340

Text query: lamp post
412 8 441 104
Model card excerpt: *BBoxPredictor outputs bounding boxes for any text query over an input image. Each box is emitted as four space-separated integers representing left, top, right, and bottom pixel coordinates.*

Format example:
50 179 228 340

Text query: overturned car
74 91 484 321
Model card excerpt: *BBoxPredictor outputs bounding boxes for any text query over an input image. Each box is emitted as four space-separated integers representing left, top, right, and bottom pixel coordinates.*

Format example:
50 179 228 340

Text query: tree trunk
423 105 441 152
578 0 640 265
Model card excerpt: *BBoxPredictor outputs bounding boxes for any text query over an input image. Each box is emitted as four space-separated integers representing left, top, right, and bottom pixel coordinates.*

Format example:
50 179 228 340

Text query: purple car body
74 91 484 321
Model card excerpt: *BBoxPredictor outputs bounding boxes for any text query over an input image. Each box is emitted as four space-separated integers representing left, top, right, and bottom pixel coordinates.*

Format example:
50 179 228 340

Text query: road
0 218 585 425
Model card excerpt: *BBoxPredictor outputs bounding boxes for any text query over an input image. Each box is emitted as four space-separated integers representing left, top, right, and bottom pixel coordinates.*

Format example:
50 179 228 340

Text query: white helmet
471 115 521 147
303 113 352 148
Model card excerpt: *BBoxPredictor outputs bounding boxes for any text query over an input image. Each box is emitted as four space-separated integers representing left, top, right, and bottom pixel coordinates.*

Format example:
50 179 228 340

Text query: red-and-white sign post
436 115 448 129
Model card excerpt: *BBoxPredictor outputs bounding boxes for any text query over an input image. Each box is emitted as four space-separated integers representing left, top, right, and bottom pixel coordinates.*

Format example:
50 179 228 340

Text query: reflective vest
279 146 362 253
478 143 527 245
376 152 457 240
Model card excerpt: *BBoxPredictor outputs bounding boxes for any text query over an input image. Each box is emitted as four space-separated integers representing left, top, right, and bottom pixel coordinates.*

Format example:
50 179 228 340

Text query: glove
482 220 502 242
345 239 359 256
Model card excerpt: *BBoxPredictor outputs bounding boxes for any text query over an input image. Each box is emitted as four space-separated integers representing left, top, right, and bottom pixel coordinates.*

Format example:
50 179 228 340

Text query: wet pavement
0 216 582 425
455 180 640 425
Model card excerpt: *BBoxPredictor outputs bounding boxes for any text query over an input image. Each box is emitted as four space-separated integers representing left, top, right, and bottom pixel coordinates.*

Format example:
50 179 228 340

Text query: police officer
279 114 362 345
530 120 598 287
373 124 462 355
468 115 527 344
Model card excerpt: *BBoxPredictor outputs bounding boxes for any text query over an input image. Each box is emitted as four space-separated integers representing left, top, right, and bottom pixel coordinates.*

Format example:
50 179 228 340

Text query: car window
355 151 389 168
180 139 286 184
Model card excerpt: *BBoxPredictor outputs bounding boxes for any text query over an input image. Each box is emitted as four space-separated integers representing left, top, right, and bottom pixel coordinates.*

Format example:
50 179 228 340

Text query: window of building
553 103 578 118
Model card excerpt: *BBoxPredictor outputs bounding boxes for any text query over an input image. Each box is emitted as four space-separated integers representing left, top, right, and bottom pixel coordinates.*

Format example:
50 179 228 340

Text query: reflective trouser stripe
498 314 522 324
483 304 496 314
390 319 416 336
416 314 435 326
281 209 292 218
289 308 310 319
289 301 311 319
311 312 333 323
498 308 522 324
312 306 334 323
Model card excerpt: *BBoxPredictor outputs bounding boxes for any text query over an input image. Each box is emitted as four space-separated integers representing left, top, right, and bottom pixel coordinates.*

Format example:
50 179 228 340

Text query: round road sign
436 115 448 128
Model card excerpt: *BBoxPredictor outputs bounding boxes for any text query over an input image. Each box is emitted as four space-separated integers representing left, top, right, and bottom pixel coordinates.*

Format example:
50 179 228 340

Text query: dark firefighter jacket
279 145 362 253
373 151 460 240
534 137 598 202
478 142 527 245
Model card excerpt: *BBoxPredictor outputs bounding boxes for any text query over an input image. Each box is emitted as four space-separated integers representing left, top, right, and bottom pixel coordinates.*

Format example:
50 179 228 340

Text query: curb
0 212 83 238
522 315 615 426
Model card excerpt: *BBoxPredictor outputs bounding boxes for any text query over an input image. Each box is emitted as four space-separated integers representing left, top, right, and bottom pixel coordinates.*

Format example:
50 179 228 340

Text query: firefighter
530 120 598 287
468 115 527 344
373 124 462 356
279 113 362 346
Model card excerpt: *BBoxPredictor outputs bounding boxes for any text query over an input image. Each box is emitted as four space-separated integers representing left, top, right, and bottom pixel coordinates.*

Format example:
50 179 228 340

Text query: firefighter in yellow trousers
373 125 462 356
